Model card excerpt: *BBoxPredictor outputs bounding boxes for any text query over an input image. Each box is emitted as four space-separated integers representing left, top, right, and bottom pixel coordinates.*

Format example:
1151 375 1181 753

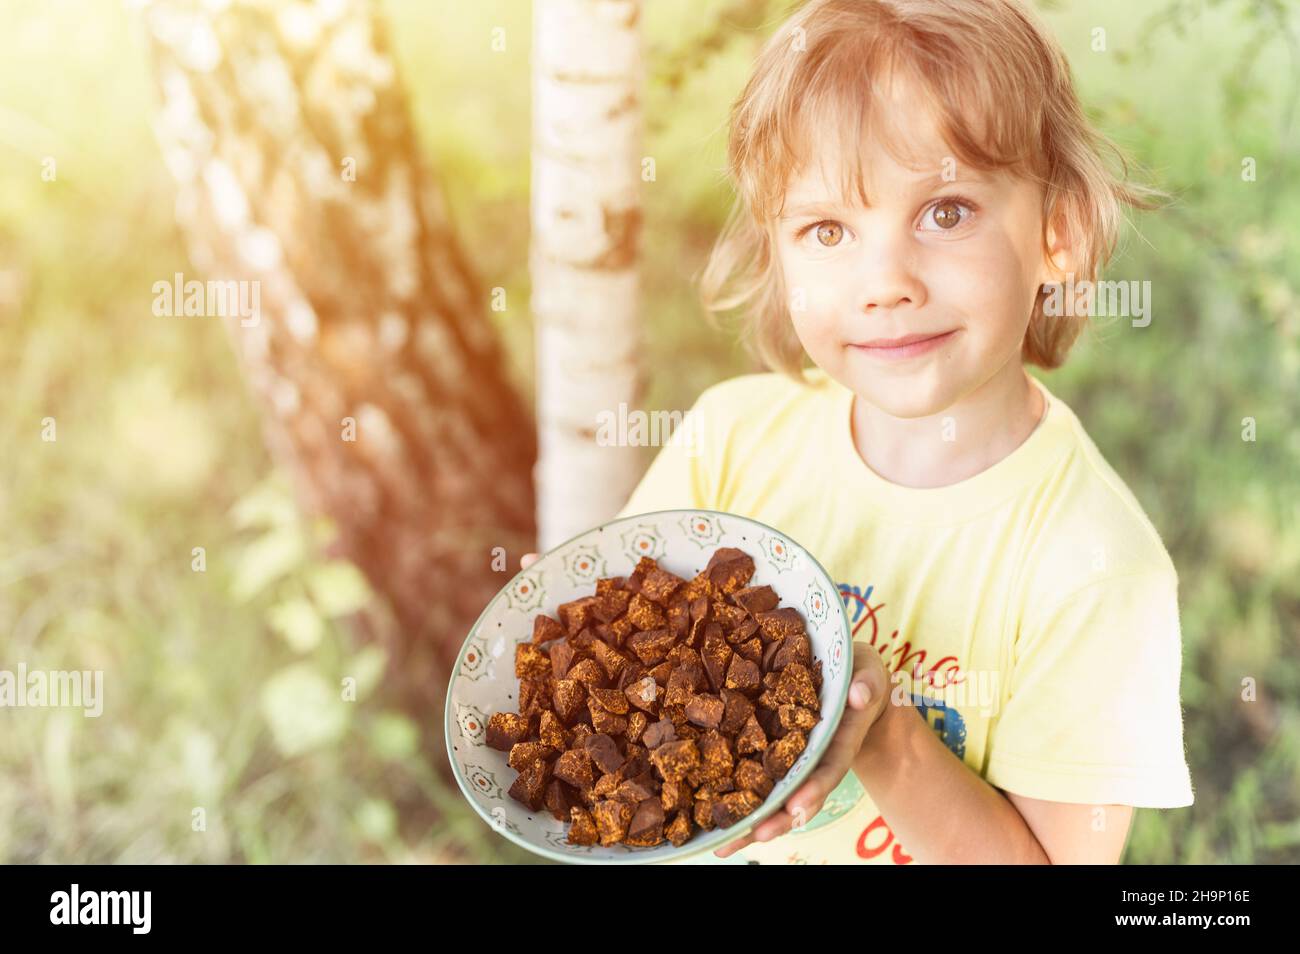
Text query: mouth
848 329 958 360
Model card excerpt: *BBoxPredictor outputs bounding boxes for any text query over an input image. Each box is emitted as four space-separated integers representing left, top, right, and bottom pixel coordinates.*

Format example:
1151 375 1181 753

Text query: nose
854 230 925 314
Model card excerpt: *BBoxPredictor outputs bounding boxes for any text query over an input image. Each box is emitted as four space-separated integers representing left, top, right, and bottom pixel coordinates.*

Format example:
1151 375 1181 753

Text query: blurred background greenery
0 0 1296 863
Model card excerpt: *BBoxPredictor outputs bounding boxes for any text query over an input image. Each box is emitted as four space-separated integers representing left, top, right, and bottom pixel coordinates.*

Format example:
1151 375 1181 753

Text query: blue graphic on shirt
915 693 967 760
838 583 875 624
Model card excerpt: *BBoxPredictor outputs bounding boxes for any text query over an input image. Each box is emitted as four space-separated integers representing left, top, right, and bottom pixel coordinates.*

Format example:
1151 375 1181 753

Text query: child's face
773 91 1061 419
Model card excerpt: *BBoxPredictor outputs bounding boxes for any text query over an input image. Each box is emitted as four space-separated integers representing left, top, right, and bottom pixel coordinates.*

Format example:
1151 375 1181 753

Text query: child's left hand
713 640 892 859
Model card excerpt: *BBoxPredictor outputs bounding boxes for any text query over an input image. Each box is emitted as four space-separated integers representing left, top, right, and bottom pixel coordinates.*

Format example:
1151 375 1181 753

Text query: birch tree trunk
531 0 645 549
141 0 536 709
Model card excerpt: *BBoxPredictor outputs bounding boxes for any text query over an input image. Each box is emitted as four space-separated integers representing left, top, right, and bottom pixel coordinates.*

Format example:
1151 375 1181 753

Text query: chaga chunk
691 597 712 629
773 663 819 708
593 800 635 846
755 607 806 641
719 689 755 735
625 798 667 847
550 640 578 680
524 678 560 719
545 779 577 821
712 790 763 828
589 701 628 737
666 811 693 847
626 710 649 743
625 556 658 594
732 584 779 617
704 547 756 594
640 566 686 606
661 703 688 730
613 775 658 805
686 616 707 649
685 692 725 730
736 713 768 756
626 593 666 631
713 602 749 637
557 596 600 635
583 732 625 775
763 728 807 781
648 660 674 686
736 637 764 664
532 614 566 645
682 570 709 599
692 786 717 830
761 638 783 674
773 632 813 670
593 770 623 799
595 576 626 596
609 615 636 647
567 722 594 750
701 626 732 693
486 712 531 751
508 757 550 810
627 628 677 666
621 744 650 778
642 717 677 750
755 704 782 742
624 675 660 713
538 710 566 752
593 588 632 623
697 729 734 782
667 600 691 639
552 679 587 725
649 739 700 782
589 687 629 715
507 741 551 772
566 657 608 689
724 655 761 693
734 758 774 799
778 704 820 733
660 777 691 814
591 640 629 681
515 642 552 679
664 663 703 707
568 806 599 845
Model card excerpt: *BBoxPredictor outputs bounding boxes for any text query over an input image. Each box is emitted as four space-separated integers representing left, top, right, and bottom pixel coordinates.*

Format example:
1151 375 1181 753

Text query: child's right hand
520 553 539 570
713 641 893 859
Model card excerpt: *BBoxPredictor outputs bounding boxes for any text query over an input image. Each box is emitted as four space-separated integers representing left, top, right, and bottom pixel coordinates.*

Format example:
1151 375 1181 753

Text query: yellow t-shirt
615 367 1195 865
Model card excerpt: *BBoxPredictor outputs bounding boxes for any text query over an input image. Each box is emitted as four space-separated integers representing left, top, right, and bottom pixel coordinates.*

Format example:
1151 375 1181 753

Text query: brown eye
930 201 964 230
815 222 844 246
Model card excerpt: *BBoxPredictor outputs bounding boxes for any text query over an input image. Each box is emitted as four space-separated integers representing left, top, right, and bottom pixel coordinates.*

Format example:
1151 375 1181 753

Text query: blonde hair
699 0 1164 381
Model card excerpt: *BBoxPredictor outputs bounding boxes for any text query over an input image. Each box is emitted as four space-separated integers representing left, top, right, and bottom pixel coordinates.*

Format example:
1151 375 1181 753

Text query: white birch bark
531 0 645 550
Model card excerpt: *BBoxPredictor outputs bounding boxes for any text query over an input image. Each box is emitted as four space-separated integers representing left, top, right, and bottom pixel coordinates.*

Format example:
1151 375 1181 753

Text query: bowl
444 508 853 864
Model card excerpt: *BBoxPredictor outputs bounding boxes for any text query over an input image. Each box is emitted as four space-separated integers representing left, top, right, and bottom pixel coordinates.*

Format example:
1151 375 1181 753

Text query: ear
1038 202 1079 287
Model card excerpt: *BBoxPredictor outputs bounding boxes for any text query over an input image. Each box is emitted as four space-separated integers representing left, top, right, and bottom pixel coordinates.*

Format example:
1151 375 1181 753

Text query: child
610 0 1194 864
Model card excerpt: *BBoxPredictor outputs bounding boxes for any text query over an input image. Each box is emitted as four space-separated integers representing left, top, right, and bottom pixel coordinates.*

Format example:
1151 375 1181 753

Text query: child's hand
713 640 892 859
